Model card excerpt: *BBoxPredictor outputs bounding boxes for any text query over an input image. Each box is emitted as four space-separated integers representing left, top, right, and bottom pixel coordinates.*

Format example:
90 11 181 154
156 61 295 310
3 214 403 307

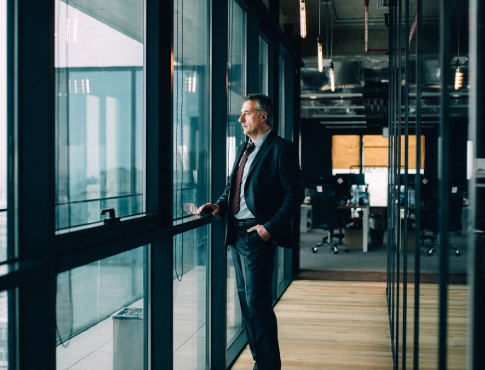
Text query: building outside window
172 0 211 222
227 0 246 348
54 0 145 230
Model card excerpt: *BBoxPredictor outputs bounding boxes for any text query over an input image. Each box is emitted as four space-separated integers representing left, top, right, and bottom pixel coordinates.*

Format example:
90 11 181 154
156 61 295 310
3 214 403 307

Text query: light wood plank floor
230 280 394 370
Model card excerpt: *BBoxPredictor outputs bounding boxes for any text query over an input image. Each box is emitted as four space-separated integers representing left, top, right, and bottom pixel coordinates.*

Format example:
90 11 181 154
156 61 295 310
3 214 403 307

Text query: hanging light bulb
300 0 307 38
329 61 335 91
454 59 463 90
317 36 324 72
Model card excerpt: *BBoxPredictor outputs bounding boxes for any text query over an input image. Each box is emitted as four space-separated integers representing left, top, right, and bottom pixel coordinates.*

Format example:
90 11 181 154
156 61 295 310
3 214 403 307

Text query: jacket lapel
230 142 247 180
246 130 275 177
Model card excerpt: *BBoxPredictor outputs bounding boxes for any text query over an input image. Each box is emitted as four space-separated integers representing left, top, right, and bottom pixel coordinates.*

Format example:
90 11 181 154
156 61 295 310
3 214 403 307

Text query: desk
339 205 370 252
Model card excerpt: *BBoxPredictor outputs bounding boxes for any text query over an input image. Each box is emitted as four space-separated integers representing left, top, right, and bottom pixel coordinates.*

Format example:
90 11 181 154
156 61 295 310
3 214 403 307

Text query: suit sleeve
263 142 305 236
215 180 231 219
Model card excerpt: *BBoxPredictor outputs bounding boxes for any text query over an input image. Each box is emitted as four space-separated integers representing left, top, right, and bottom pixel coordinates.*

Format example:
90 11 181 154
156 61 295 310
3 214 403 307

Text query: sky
1 2 6 208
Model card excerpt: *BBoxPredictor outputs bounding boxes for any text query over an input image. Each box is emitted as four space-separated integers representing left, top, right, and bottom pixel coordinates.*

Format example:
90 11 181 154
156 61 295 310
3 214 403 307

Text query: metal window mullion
414 0 423 368
16 0 57 368
438 0 451 368
210 0 229 368
402 0 410 367
146 0 174 368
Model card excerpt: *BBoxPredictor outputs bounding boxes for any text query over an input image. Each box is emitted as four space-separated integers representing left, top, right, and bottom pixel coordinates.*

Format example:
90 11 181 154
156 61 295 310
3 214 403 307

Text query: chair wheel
456 250 460 257
428 248 434 256
333 248 338 254
312 246 318 253
345 248 349 253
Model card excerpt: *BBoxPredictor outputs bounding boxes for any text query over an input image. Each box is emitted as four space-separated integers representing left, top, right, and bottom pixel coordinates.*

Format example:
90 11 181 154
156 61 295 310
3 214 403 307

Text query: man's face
239 100 267 140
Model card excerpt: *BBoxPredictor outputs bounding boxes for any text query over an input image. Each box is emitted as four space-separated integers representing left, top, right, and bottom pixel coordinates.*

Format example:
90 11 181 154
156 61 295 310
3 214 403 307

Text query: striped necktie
230 142 256 216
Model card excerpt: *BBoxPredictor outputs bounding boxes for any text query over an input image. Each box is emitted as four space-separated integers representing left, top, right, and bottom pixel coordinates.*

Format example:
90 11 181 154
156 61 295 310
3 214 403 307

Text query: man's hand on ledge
247 224 271 242
198 203 221 217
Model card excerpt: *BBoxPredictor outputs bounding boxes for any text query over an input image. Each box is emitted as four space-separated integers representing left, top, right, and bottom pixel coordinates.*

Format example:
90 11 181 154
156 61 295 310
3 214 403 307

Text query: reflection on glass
56 247 146 369
172 0 211 221
227 0 246 176
173 226 208 369
0 291 8 367
277 248 284 289
227 0 246 347
279 50 285 139
55 0 145 229
259 36 268 95
0 0 7 261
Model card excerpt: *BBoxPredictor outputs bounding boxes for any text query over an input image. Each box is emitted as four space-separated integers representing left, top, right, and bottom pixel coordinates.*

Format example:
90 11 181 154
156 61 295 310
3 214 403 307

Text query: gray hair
243 93 274 126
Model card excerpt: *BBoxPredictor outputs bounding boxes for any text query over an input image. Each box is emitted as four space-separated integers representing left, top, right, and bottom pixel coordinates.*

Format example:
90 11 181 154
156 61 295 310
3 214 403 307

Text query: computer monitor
349 173 365 186
333 174 350 200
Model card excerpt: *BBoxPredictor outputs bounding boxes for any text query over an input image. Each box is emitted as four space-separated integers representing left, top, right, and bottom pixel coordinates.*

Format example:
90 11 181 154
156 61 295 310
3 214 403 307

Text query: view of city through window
1 0 7 263
55 0 144 230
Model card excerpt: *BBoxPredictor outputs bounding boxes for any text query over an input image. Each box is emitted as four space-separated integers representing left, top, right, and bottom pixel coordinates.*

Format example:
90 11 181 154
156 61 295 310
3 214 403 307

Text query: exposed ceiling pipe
364 0 406 53
409 11 418 46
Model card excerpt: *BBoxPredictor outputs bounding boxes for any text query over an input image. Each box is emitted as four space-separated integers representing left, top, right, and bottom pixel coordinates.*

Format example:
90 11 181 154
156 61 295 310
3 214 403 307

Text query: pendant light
454 6 463 90
328 2 335 91
300 0 307 38
317 0 323 72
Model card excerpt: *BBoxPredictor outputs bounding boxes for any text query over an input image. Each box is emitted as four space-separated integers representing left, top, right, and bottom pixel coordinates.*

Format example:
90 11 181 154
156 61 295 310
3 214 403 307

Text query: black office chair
420 188 462 257
310 185 348 254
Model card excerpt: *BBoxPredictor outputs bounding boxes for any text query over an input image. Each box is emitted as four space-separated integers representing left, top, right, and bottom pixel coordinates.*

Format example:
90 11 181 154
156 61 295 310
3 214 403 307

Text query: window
227 0 246 347
227 0 247 176
55 0 145 229
173 0 211 221
279 50 286 138
0 0 7 261
56 247 146 369
0 291 7 368
259 36 269 95
173 226 209 369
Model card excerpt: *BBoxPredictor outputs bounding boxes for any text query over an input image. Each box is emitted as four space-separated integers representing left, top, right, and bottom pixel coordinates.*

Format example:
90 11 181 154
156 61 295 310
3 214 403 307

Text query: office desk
339 204 370 252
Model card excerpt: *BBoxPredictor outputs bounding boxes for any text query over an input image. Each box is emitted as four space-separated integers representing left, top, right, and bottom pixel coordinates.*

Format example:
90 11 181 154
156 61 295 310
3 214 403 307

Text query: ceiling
278 0 469 128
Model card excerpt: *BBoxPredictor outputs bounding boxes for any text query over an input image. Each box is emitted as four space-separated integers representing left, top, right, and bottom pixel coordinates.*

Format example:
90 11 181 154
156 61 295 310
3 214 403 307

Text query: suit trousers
230 225 281 370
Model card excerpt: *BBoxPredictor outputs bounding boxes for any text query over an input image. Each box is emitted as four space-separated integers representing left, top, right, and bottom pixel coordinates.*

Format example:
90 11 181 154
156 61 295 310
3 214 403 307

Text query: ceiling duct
376 0 390 9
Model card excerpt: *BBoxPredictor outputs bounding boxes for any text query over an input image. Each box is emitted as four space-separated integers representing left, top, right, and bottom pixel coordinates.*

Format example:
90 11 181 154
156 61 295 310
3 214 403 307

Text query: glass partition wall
226 0 246 351
386 0 482 369
1 0 301 368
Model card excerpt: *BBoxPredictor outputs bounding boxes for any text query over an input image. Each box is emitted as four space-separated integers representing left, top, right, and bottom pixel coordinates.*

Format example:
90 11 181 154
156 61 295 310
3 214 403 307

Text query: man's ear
261 113 268 123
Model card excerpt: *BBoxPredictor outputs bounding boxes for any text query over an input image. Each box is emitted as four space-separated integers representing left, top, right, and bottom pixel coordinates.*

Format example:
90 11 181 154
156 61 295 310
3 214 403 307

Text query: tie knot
247 143 255 152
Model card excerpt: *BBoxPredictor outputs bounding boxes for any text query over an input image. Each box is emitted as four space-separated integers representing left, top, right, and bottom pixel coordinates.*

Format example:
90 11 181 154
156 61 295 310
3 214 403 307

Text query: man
198 93 304 370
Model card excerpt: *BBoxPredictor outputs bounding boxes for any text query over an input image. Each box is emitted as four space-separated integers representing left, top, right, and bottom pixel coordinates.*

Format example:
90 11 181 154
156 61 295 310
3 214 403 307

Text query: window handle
100 208 120 223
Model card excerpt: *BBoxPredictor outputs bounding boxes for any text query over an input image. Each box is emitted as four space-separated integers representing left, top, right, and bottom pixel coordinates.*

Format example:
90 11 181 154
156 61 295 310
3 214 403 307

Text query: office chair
420 188 462 257
310 184 348 254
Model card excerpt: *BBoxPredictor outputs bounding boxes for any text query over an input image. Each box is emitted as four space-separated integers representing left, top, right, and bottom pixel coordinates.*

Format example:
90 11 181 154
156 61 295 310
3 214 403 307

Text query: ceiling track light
300 0 306 38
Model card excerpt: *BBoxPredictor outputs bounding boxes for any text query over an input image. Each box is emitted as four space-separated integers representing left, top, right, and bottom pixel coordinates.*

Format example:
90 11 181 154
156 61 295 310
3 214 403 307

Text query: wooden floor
230 280 394 370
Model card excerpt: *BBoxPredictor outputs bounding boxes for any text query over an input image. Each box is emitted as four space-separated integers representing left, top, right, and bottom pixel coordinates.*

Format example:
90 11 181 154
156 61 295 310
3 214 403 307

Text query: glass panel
0 291 8 367
259 36 268 96
227 0 246 347
278 52 285 139
173 226 209 369
55 0 145 230
227 0 246 176
277 248 284 288
173 0 211 221
56 247 146 369
0 0 7 261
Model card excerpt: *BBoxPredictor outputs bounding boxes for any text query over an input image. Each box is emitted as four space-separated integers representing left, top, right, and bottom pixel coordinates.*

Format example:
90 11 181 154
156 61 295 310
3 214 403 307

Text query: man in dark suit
198 93 304 370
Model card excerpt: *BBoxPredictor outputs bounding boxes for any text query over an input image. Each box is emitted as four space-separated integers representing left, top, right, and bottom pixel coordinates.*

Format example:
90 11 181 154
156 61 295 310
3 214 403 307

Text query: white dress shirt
234 129 272 220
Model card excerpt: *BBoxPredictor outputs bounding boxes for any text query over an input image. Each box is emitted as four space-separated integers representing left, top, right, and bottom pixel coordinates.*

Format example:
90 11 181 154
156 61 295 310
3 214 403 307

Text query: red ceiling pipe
409 11 418 46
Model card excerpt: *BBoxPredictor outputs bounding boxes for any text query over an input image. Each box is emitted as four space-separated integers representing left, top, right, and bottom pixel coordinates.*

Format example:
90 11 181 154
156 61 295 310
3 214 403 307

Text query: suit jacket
216 130 305 249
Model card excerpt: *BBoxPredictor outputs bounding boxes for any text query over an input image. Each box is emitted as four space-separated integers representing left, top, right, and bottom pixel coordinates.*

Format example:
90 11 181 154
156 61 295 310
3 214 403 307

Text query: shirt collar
249 128 271 149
